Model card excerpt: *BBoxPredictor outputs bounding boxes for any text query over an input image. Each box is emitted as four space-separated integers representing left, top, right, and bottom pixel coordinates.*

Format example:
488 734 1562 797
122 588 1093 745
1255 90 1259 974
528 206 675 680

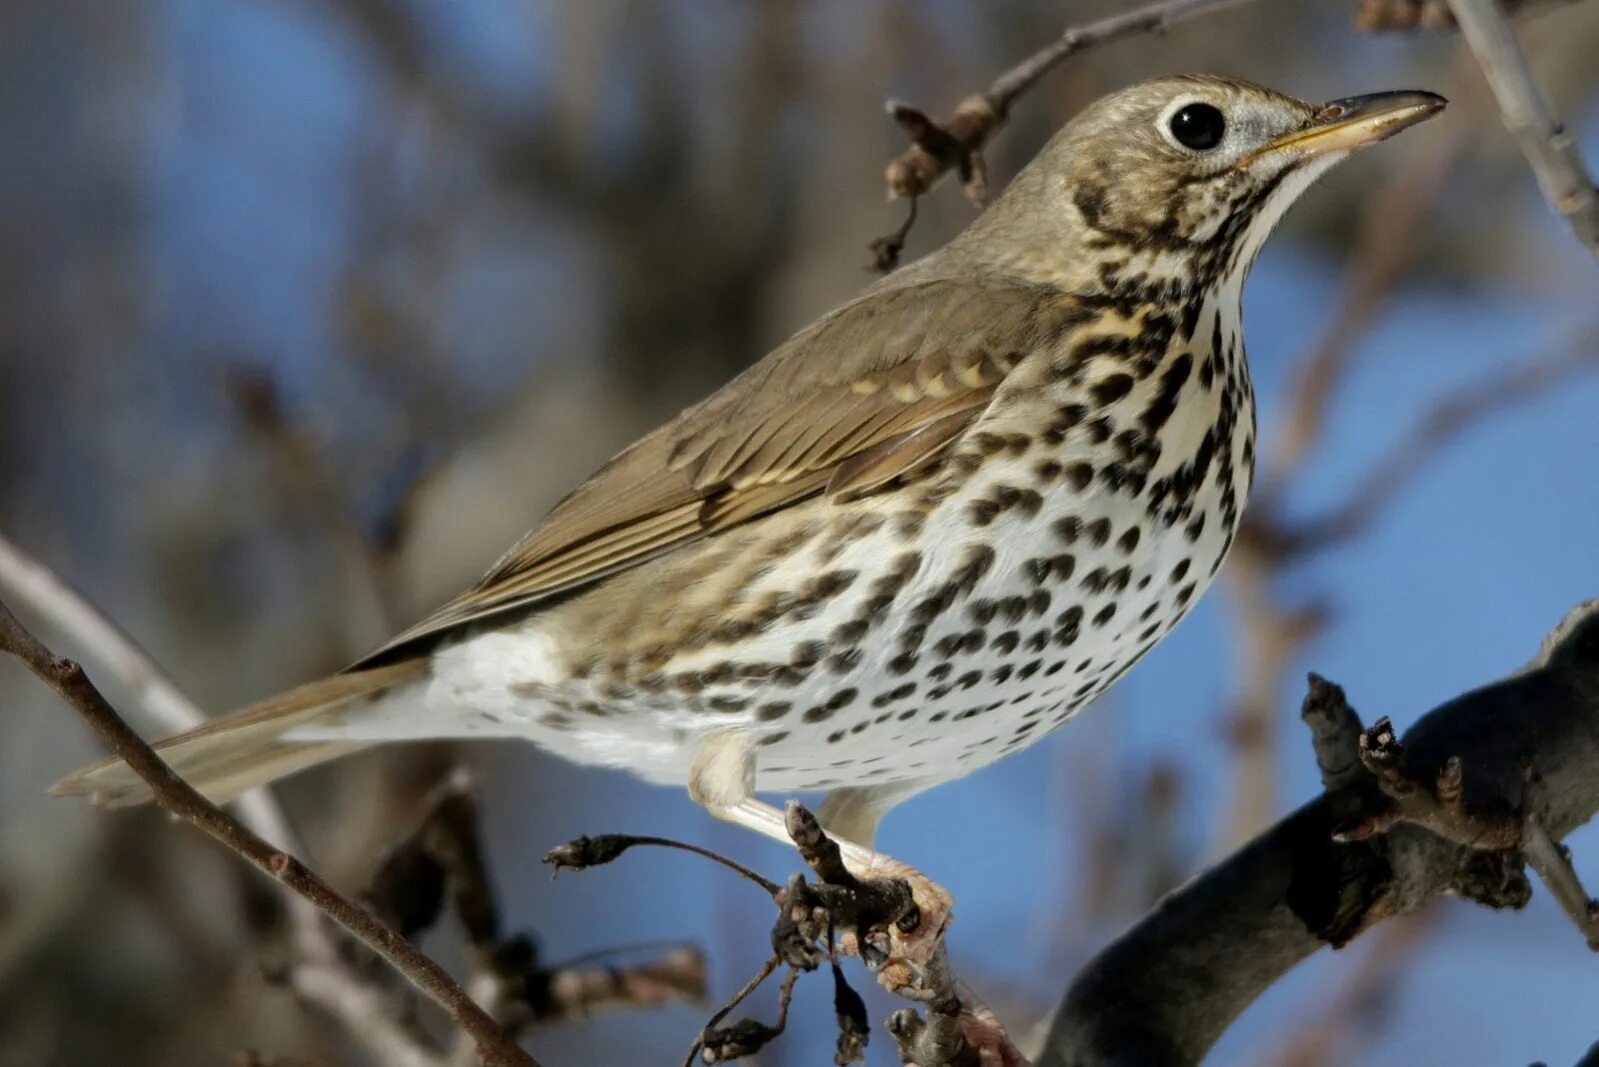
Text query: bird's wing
354 276 1076 667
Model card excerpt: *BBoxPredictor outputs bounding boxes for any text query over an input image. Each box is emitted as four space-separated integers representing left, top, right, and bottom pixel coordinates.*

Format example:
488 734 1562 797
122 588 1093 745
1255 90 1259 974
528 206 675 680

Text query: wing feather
352 276 1070 667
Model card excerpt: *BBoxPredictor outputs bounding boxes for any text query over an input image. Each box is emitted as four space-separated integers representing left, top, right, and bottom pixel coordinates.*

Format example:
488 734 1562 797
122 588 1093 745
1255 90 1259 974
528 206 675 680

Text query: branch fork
1320 696 1599 951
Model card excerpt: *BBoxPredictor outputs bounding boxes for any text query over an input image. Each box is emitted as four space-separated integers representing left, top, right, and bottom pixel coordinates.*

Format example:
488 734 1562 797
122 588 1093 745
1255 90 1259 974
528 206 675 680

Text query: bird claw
781 798 954 989
843 856 954 991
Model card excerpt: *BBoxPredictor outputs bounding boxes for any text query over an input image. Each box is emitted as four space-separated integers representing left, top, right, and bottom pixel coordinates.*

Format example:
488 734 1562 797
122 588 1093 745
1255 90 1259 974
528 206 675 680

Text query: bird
56 75 1444 969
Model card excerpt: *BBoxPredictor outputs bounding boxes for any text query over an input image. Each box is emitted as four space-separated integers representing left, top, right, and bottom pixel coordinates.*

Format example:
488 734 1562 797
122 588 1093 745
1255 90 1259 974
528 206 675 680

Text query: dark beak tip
1322 89 1449 119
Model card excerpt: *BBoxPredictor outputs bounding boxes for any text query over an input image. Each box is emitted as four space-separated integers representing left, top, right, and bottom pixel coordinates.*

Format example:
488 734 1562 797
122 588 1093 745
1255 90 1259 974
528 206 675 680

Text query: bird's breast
445 291 1258 793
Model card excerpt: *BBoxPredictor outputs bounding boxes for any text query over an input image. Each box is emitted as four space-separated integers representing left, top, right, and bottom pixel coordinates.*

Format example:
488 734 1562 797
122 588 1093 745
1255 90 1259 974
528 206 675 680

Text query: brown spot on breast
1141 352 1193 433
1091 373 1134 406
790 641 825 667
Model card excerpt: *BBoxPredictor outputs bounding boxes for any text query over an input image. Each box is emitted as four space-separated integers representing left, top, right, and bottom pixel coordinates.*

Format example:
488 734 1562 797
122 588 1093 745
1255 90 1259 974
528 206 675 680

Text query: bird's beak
1249 90 1447 163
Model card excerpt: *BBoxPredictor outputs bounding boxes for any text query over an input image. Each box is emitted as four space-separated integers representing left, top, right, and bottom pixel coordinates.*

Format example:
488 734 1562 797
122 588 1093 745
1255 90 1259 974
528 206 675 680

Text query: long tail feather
49 660 426 807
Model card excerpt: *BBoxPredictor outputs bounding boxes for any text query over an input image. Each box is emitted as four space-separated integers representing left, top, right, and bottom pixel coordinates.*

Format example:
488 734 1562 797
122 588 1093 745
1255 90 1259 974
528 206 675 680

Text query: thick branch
0 598 538 1067
1446 0 1599 258
1038 600 1599 1066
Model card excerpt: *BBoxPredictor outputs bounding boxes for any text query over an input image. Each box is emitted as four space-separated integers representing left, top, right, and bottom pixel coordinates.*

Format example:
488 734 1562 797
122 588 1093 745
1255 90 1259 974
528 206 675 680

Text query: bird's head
955 75 1446 290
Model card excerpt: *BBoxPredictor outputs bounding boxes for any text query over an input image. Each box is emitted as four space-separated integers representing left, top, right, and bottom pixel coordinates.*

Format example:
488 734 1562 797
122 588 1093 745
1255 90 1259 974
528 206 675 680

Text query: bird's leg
816 779 932 848
688 734 953 976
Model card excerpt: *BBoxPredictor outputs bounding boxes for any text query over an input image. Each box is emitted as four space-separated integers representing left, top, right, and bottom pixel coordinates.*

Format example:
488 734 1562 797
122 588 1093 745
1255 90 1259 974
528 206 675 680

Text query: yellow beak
1251 90 1447 162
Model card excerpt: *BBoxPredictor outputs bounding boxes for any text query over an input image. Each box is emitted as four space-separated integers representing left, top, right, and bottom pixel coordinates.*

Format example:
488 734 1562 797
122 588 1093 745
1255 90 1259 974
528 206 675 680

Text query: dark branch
1038 599 1599 1066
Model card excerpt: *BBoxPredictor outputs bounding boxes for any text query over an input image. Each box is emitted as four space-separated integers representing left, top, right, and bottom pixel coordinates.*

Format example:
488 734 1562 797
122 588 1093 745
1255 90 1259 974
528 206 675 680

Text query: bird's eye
1169 103 1226 150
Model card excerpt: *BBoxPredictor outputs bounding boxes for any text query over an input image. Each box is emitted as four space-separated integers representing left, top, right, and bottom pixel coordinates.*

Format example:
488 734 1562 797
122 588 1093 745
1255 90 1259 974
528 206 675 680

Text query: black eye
1169 103 1226 150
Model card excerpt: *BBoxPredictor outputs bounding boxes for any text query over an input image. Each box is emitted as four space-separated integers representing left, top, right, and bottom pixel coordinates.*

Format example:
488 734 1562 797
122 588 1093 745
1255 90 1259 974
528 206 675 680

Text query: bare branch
0 532 299 852
881 0 1270 200
0 534 205 738
869 0 1270 264
540 946 707 1021
1357 0 1463 28
0 535 499 1064
1446 0 1599 258
0 599 538 1067
1038 600 1599 1066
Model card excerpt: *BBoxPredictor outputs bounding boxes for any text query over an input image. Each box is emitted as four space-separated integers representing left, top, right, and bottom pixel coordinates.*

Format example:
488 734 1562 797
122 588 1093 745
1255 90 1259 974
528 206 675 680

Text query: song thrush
57 76 1444 970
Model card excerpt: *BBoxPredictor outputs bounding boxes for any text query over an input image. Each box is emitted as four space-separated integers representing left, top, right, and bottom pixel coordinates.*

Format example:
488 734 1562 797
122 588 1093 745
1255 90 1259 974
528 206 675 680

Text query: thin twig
868 195 919 273
0 599 536 1067
0 535 471 1062
0 534 469 1064
682 955 781 1067
883 0 1270 199
1446 0 1599 258
0 531 296 848
545 832 782 894
873 0 1270 260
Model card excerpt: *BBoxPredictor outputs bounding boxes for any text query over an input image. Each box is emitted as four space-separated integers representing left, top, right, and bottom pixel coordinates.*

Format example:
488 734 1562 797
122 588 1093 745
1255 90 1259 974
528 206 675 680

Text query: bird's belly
731 469 1232 792
420 439 1242 793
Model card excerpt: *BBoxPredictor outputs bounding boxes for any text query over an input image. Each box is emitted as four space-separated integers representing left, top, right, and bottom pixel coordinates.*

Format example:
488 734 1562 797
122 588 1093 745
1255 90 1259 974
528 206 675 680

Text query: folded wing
354 276 1075 667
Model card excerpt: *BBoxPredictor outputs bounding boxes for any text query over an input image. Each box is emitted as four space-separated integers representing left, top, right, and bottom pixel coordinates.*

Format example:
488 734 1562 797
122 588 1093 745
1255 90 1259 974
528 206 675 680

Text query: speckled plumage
396 271 1254 797
58 79 1446 865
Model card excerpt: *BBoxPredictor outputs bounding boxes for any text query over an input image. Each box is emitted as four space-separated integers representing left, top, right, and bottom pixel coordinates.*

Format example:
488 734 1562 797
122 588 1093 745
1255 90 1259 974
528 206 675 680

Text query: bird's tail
49 660 426 808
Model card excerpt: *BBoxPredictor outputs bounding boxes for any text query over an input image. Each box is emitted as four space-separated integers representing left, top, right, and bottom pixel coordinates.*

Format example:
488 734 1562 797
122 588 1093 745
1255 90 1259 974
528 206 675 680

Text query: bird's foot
845 852 953 983
781 801 952 993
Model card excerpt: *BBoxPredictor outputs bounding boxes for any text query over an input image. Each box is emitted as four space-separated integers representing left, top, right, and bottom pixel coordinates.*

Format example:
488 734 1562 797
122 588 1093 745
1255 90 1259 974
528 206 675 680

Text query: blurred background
2 1 1598 1064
